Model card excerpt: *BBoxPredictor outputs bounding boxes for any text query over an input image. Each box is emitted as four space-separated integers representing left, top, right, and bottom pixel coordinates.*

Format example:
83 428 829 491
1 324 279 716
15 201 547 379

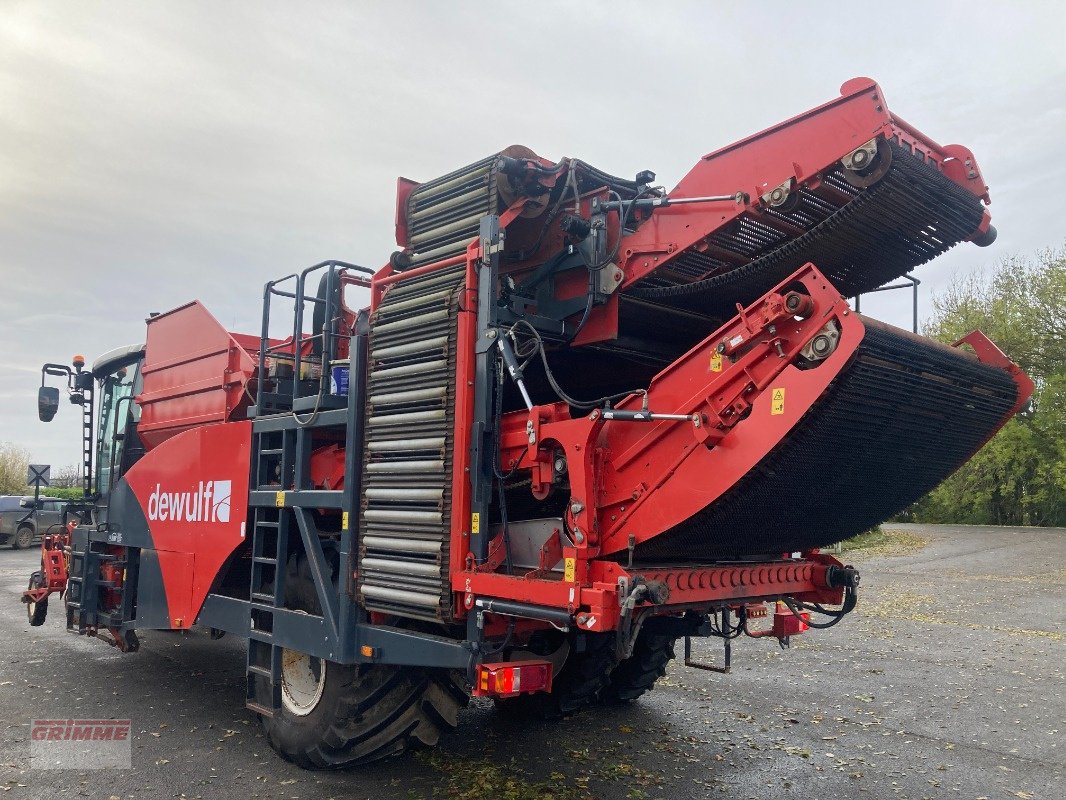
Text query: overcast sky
2 1 1064 468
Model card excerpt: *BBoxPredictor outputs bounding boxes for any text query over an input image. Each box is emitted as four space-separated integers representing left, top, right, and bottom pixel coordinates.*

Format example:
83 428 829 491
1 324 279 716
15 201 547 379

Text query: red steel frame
401 76 1005 636
371 243 1029 631
615 76 993 292
439 254 862 629
22 522 75 607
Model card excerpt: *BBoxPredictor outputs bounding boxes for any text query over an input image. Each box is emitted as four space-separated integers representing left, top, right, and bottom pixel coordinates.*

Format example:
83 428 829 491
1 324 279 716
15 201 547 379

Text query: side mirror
38 386 60 422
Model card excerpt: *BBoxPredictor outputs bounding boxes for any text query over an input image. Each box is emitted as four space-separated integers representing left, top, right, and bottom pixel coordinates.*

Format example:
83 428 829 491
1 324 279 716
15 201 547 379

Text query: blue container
330 360 350 396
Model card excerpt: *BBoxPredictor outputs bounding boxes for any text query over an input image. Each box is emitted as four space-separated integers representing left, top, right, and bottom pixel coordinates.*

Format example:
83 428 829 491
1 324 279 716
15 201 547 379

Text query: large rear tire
257 553 468 768
264 659 468 768
597 631 677 704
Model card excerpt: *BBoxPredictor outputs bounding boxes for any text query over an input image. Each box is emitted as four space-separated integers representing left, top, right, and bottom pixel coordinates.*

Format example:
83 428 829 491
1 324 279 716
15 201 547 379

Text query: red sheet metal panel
123 420 252 628
136 301 256 450
618 77 992 291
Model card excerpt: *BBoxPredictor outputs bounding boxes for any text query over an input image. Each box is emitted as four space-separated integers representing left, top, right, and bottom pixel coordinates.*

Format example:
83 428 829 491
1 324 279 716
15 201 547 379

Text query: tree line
907 246 1064 526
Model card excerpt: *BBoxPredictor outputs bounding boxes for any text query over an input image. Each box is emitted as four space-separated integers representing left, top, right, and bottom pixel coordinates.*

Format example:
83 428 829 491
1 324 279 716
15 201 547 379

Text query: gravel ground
0 523 1062 799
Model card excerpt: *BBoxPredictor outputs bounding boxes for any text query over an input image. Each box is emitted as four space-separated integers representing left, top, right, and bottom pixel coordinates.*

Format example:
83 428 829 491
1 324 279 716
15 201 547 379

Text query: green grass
836 526 930 558
838 526 890 551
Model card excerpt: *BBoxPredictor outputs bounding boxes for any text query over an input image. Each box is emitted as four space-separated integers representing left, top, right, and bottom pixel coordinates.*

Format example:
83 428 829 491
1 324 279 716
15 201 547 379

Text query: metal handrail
256 273 299 411
853 273 921 333
256 261 375 413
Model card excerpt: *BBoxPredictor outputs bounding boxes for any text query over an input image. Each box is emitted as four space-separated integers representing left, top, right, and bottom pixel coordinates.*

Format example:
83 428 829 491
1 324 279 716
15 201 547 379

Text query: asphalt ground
0 523 1062 799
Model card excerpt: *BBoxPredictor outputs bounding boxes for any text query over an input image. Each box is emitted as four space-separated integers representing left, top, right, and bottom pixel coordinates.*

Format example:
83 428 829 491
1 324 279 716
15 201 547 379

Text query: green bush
35 487 89 501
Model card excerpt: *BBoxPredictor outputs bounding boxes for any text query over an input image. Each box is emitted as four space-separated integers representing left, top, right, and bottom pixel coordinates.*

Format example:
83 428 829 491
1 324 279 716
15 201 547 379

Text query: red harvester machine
25 78 1032 767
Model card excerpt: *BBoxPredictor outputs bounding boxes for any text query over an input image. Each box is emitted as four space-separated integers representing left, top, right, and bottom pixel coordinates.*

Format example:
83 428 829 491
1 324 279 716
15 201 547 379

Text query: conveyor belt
357 265 465 621
634 320 1019 561
630 141 985 317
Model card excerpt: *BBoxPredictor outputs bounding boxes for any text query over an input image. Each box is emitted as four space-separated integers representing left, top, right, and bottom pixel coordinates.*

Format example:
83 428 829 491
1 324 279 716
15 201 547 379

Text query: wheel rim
17 529 32 548
280 648 326 716
26 576 40 621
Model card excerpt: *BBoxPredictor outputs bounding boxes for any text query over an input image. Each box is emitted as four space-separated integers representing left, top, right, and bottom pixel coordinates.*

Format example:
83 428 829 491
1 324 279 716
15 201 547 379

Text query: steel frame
615 77 993 292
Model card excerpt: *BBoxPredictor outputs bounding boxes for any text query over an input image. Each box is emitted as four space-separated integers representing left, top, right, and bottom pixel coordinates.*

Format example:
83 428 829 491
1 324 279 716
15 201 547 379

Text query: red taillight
473 661 553 698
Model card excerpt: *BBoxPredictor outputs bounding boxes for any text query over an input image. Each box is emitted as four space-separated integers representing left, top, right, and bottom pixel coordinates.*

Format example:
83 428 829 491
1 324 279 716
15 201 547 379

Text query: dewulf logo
147 480 232 523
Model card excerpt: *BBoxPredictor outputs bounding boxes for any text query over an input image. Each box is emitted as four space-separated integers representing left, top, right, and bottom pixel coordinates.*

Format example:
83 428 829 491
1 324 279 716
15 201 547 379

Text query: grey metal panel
248 490 344 509
196 592 249 635
132 548 171 629
197 594 473 670
490 517 570 571
251 408 348 433
358 625 473 669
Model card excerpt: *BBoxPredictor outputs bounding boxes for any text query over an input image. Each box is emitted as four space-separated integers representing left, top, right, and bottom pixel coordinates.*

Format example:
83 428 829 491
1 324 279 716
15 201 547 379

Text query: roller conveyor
634 319 1020 561
404 156 498 268
357 263 465 621
629 140 986 318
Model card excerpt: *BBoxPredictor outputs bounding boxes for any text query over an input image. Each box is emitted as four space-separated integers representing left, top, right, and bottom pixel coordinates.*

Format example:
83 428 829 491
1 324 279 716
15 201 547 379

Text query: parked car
0 496 68 549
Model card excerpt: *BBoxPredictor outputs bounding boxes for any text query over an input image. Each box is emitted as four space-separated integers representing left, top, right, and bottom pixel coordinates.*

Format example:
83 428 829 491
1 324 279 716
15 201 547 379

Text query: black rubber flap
633 322 1018 561
630 141 985 317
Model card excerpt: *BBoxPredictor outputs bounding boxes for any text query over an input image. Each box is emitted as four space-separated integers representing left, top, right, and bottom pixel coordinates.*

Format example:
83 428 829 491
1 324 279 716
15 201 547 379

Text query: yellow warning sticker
342 511 349 530
471 512 481 534
770 388 786 415
710 352 723 372
275 490 285 508
564 557 576 583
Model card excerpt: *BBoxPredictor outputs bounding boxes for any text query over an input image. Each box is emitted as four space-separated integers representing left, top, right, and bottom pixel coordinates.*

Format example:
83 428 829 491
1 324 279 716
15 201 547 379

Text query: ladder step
246 664 277 680
250 592 275 604
255 522 280 529
259 448 284 456
248 630 274 642
245 701 276 719
252 556 278 564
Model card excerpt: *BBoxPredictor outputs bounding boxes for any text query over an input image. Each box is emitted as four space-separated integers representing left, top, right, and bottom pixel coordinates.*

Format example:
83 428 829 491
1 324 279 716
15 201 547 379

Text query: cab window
95 360 143 496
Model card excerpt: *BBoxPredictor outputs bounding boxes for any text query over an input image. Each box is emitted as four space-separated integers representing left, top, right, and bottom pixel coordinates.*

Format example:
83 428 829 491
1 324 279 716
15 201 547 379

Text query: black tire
13 526 34 550
598 631 677 704
27 572 48 626
496 632 617 719
257 553 468 768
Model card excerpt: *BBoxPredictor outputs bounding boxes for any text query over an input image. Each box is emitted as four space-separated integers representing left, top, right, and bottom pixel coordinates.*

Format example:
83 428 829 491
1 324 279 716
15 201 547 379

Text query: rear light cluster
473 661 553 698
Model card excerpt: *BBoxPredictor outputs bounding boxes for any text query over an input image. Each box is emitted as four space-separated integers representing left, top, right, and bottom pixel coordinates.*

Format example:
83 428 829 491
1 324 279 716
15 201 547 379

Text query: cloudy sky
2 1 1064 468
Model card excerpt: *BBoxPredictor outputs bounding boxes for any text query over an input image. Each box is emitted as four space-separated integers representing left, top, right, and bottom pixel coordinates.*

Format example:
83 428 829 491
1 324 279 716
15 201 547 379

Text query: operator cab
91 344 146 500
